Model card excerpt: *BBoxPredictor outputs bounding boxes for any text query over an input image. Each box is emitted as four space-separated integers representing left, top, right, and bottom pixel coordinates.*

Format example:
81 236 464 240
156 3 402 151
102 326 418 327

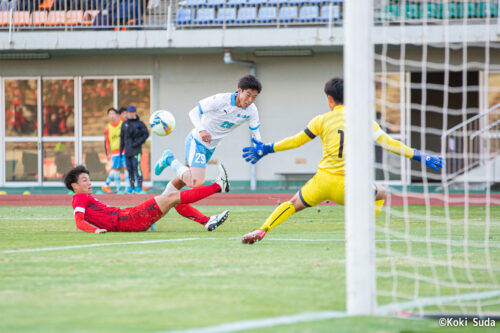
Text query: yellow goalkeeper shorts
299 169 379 207
299 169 345 207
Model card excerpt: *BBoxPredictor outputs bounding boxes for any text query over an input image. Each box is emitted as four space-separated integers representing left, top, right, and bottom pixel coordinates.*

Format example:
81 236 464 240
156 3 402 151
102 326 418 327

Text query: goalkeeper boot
205 210 229 231
155 150 175 176
215 162 230 193
241 229 267 244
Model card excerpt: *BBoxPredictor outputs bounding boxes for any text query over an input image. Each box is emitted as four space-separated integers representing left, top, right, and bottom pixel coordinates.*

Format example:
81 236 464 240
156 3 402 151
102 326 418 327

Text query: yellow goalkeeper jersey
273 105 414 176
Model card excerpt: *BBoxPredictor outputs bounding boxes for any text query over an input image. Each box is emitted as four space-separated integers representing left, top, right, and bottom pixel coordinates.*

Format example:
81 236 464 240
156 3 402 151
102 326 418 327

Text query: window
118 78 151 122
82 141 108 181
82 79 114 136
42 79 75 137
2 76 152 185
5 80 38 137
5 142 38 182
43 142 75 181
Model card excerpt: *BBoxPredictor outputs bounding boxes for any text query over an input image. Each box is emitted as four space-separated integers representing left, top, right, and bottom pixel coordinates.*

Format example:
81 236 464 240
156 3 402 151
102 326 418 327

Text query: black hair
63 165 89 191
107 107 118 115
324 77 344 104
238 75 262 93
118 107 127 114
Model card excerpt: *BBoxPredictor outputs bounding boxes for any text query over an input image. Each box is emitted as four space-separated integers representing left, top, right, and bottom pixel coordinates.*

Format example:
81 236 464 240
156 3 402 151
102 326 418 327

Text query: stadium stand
267 0 286 6
0 11 9 26
32 11 48 26
3 0 500 30
207 0 226 7
279 6 298 23
194 7 215 24
47 11 66 26
39 0 55 10
13 11 31 26
82 10 99 25
216 7 236 23
184 0 206 8
67 10 84 26
299 5 319 22
175 8 193 24
247 0 268 6
236 6 256 23
227 0 247 6
320 3 340 22
256 6 277 23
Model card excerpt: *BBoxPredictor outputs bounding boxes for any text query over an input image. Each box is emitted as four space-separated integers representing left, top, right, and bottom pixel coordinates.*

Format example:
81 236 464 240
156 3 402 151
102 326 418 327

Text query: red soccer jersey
72 194 121 232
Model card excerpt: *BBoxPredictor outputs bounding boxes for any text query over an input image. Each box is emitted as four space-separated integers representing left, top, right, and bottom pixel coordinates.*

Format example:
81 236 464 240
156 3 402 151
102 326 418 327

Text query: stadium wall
0 51 340 183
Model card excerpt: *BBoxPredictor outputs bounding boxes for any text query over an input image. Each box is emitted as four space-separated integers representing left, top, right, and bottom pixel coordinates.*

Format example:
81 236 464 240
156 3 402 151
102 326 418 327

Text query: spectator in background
102 107 125 194
116 107 130 190
120 105 149 194
119 107 128 122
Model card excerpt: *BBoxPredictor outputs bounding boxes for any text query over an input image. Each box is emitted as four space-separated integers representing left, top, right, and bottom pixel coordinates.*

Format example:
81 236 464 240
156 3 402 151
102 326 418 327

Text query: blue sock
113 171 121 190
105 173 113 186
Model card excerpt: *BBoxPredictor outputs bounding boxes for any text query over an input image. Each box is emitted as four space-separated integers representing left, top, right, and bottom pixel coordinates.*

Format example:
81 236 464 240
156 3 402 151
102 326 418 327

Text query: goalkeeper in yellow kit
240 77 444 244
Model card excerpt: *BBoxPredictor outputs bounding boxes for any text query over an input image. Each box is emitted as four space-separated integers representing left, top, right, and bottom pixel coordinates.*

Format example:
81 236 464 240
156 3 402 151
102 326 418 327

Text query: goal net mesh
373 0 500 316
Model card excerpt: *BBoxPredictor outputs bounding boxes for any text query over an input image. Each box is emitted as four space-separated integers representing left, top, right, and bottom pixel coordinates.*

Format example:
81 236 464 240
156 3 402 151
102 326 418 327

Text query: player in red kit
63 153 230 233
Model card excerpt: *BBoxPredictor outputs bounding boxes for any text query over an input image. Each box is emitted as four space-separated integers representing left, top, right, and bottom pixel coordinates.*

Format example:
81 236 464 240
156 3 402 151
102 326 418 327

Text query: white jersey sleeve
248 105 261 141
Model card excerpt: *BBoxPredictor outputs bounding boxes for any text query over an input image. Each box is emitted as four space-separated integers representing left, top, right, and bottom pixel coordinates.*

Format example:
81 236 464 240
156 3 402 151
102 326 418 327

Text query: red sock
180 183 221 204
175 204 210 224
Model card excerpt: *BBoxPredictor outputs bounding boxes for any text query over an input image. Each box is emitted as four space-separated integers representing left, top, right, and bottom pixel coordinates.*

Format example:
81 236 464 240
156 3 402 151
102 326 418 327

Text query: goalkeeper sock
260 201 296 232
375 199 385 217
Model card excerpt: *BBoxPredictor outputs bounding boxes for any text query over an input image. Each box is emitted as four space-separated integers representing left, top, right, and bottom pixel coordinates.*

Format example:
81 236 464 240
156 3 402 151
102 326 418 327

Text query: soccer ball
149 110 176 136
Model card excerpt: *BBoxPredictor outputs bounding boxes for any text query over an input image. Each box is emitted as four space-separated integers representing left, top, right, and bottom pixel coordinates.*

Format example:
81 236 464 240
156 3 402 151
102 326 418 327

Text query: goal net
372 0 500 317
373 0 500 315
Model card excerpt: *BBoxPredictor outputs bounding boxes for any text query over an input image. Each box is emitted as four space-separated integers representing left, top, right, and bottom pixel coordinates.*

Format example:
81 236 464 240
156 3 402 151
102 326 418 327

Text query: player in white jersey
154 75 263 227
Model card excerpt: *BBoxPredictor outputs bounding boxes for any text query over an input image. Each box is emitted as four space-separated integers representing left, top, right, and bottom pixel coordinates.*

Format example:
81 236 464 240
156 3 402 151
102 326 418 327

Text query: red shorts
116 198 164 232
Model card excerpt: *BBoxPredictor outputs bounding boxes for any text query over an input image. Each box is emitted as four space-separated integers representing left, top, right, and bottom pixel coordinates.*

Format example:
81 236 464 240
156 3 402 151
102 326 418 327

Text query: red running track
0 193 498 207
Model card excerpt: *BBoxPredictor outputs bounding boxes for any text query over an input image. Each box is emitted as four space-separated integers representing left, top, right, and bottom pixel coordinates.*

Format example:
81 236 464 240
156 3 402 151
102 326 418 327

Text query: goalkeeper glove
242 138 274 164
412 149 444 172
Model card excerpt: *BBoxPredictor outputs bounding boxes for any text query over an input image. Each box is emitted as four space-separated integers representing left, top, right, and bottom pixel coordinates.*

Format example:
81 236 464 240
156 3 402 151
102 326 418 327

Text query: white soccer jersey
190 91 261 149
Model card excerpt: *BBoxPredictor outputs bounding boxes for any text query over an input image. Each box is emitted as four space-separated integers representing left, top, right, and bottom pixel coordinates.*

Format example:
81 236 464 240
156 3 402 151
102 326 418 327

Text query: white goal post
344 0 377 315
345 0 500 317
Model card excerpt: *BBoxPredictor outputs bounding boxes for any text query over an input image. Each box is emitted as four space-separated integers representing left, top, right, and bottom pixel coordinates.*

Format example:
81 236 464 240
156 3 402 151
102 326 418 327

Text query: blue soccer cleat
134 187 147 194
155 150 175 176
126 186 134 194
149 223 156 231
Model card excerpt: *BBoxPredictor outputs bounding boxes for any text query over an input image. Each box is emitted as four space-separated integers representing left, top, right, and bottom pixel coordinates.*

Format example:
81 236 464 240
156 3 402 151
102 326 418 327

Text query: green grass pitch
0 205 499 332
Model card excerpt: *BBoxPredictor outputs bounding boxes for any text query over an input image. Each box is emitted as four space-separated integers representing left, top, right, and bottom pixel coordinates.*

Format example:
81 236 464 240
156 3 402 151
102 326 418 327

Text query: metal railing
0 0 498 32
441 103 500 184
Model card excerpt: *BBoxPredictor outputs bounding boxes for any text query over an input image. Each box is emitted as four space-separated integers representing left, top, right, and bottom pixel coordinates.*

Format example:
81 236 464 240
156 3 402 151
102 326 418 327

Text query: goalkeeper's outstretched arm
375 130 444 171
242 130 314 164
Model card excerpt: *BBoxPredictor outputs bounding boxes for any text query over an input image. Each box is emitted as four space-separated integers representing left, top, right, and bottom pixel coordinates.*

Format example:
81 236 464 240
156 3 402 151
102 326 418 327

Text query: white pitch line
3 237 500 254
377 290 500 315
0 217 69 221
160 311 347 333
0 238 213 254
